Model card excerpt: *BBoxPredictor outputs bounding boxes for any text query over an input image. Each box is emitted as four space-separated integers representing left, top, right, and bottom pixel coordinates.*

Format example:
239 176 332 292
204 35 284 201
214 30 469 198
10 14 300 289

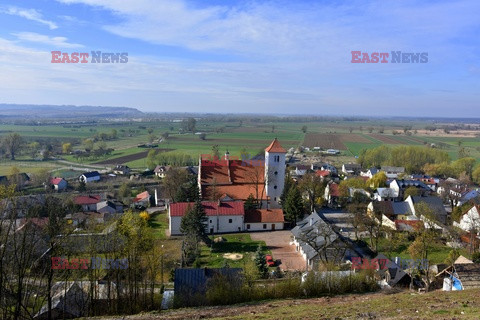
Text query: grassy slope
99 289 480 320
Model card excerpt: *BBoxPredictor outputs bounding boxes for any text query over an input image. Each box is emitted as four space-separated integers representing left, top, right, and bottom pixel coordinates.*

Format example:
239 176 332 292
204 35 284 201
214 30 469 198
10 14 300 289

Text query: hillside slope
98 289 480 319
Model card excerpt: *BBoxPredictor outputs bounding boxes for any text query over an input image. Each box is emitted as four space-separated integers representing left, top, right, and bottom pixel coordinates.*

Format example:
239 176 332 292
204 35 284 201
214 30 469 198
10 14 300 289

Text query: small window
247 224 250 229
274 197 277 201
274 185 277 189
263 224 267 229
274 171 278 175
229 219 232 223
209 220 212 223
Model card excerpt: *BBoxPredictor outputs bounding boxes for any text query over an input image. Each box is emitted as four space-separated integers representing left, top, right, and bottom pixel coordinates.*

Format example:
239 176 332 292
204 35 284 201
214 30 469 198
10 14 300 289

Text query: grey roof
410 196 447 223
82 171 100 178
381 166 405 173
343 163 361 170
391 202 412 215
392 179 430 189
292 212 339 261
174 268 243 298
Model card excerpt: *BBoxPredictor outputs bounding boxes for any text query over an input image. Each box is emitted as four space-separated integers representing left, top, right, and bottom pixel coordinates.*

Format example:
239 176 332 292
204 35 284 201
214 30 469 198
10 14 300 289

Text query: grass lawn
199 233 269 268
148 210 169 240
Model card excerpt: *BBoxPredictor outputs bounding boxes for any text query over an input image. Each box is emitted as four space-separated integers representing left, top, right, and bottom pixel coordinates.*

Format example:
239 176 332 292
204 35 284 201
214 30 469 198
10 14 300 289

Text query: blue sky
0 0 479 117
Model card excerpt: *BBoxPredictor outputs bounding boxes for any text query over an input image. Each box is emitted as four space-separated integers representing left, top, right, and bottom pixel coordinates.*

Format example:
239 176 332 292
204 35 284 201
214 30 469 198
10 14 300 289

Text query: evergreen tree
244 193 257 211
280 173 293 204
176 178 200 202
283 185 305 226
254 245 268 278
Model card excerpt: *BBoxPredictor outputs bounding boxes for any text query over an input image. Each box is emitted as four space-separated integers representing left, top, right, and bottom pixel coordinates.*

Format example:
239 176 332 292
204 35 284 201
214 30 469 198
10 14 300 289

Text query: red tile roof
134 191 150 202
200 159 265 185
245 208 284 223
265 138 286 153
202 184 267 201
169 201 244 217
50 177 65 185
74 195 101 205
329 183 340 197
315 170 330 177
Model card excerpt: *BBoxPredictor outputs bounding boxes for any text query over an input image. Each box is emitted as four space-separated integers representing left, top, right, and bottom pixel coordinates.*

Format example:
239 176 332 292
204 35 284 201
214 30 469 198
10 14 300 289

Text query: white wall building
169 200 245 236
454 205 480 232
265 138 287 203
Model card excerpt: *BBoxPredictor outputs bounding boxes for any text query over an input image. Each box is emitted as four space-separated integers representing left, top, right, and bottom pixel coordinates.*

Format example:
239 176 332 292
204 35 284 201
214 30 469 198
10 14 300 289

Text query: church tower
264 138 286 203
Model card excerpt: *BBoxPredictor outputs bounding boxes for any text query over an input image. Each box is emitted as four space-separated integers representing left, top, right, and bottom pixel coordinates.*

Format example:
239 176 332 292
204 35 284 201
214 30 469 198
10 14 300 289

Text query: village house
367 201 413 230
133 191 151 209
342 163 362 175
199 138 286 203
291 212 360 270
380 166 405 179
410 174 438 191
154 165 171 178
113 164 131 175
373 188 399 201
169 199 245 235
174 268 243 307
360 167 379 179
324 182 340 207
449 187 480 207
311 163 338 174
454 205 480 233
49 177 68 191
79 171 101 183
74 195 102 212
405 195 448 225
389 179 432 199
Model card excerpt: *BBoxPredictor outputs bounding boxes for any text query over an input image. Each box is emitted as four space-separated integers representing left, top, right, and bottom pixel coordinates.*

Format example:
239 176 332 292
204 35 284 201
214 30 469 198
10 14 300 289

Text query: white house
450 188 480 207
244 208 284 231
113 164 131 176
79 171 100 183
154 165 171 178
374 188 398 201
454 205 480 232
360 168 379 179
169 200 245 235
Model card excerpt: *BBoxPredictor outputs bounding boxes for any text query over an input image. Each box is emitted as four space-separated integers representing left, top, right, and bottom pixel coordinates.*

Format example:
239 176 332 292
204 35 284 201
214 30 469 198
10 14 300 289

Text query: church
168 139 287 235
198 138 287 204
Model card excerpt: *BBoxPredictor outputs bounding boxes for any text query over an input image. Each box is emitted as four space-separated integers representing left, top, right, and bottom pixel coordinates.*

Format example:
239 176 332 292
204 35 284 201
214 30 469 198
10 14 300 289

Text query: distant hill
0 104 143 120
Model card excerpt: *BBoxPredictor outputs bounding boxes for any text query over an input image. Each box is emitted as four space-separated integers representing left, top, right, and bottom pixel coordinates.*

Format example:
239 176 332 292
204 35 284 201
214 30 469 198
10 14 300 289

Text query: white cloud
2 6 58 30
13 32 84 48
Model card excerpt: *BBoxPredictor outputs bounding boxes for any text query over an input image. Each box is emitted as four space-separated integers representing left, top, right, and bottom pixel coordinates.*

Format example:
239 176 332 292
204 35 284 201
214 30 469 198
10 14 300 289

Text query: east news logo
51 51 128 63
351 51 428 63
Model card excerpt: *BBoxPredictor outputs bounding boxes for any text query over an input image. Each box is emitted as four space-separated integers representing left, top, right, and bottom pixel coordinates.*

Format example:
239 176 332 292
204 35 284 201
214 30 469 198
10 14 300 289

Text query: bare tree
3 133 22 160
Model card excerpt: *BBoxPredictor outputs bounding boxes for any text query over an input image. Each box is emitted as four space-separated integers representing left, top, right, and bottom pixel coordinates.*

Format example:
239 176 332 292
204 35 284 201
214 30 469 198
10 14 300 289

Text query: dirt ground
250 231 306 271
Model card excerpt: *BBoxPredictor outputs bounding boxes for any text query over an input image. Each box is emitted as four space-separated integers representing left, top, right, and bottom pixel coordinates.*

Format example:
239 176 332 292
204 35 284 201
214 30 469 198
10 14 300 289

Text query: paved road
250 231 306 271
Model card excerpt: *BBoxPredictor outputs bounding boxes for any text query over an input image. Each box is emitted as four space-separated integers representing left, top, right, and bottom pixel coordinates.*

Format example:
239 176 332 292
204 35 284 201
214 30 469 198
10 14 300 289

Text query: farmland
1 118 480 176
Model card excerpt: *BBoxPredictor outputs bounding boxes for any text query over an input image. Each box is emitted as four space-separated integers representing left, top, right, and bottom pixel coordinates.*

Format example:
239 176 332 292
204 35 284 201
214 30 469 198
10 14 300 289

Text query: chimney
224 150 230 161
309 217 313 226
155 188 158 207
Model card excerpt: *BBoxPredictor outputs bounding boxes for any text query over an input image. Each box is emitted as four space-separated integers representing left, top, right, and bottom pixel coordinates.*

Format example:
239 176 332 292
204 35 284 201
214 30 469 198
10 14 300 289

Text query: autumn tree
368 171 387 188
62 142 72 154
299 173 325 212
403 186 420 200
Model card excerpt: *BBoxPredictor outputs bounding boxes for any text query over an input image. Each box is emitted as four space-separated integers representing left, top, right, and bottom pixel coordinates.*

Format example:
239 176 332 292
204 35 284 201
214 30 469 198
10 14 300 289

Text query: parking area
250 231 306 271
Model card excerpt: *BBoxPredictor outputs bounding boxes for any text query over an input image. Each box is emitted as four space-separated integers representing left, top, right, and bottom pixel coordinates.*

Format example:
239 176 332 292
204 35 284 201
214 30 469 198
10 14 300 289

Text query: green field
1 119 479 176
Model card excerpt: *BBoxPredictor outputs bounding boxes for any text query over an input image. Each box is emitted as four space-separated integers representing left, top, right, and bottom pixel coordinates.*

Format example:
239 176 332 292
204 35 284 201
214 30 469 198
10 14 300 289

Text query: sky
0 0 479 117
